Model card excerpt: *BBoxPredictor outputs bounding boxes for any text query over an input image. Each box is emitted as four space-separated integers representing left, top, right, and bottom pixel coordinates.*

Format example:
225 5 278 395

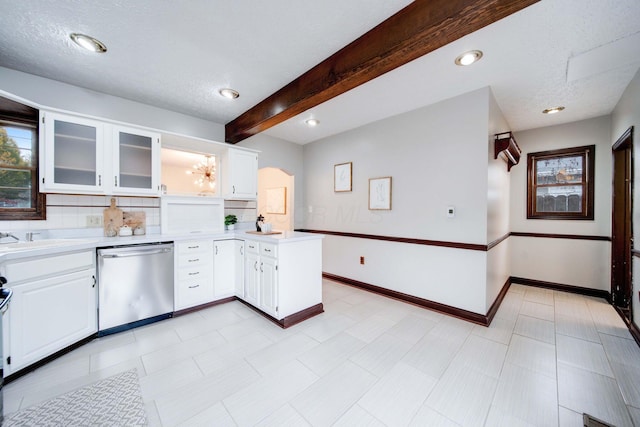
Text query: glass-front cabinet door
41 112 105 194
111 126 161 196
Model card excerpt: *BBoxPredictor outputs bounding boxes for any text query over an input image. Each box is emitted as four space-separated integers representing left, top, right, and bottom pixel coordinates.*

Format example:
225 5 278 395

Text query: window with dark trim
527 145 595 220
0 96 46 221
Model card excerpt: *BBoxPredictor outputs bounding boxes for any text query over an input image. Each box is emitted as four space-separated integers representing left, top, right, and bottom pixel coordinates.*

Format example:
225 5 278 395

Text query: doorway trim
611 126 634 321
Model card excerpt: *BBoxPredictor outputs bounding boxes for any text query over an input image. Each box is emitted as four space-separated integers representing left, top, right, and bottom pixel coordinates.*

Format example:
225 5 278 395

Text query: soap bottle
256 214 264 232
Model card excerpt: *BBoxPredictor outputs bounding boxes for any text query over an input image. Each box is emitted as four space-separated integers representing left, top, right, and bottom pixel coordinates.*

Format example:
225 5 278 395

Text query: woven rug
3 369 147 426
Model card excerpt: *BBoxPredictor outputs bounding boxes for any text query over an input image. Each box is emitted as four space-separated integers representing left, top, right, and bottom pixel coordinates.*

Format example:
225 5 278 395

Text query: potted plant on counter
225 214 238 230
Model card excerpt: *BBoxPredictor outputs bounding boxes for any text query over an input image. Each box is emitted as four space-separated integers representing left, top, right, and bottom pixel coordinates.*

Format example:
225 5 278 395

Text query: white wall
510 116 612 290
238 133 305 229
303 87 491 244
486 89 512 309
487 89 511 243
304 88 494 315
612 68 640 325
0 67 225 141
323 235 488 314
257 168 294 231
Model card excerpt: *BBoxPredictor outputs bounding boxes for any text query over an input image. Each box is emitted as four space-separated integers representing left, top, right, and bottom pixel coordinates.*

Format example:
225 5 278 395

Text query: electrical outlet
360 256 365 265
86 215 103 227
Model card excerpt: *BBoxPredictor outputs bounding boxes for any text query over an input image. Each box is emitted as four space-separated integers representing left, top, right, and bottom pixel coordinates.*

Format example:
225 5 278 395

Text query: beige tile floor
4 280 640 426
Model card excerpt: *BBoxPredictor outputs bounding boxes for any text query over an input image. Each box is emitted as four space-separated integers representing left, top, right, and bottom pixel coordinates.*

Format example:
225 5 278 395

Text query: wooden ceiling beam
225 0 539 144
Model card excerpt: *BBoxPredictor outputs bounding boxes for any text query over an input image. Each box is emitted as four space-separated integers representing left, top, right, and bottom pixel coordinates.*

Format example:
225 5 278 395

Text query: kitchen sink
0 239 97 253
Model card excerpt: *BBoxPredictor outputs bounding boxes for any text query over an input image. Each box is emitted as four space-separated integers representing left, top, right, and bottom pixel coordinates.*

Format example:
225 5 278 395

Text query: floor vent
583 413 615 427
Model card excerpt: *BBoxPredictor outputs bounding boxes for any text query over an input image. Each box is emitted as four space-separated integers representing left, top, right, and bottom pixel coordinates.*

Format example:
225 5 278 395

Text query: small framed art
369 176 392 210
334 162 352 192
266 187 286 214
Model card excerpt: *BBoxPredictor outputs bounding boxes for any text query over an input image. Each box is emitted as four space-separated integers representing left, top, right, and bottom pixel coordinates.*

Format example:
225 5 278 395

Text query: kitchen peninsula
0 228 323 379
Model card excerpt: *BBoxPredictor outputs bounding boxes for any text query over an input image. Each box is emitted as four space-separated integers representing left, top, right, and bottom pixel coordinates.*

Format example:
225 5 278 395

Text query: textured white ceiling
0 0 411 126
265 0 640 143
0 0 639 145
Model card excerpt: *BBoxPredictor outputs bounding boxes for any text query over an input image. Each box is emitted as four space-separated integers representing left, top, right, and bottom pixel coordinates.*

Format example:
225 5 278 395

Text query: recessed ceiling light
219 88 240 99
454 50 483 66
305 118 319 127
542 106 565 114
70 33 107 53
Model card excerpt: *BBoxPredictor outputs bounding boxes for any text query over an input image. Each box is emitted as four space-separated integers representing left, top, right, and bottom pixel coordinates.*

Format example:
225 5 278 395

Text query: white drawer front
178 266 211 282
245 240 259 254
177 240 213 254
6 250 94 284
261 243 277 258
177 252 210 268
176 278 213 307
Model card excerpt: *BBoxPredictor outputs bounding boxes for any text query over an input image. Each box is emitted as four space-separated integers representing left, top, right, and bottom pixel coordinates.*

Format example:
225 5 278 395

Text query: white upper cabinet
41 111 105 194
111 125 161 196
222 148 257 199
40 111 161 196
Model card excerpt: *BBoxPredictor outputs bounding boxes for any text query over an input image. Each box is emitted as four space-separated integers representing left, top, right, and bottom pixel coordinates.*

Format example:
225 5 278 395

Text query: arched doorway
257 167 294 231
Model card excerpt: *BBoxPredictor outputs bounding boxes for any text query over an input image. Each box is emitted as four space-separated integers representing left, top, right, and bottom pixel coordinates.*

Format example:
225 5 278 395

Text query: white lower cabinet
242 240 284 319
259 255 278 317
213 240 235 299
2 250 96 376
234 240 245 298
241 238 322 321
244 242 260 307
174 240 214 310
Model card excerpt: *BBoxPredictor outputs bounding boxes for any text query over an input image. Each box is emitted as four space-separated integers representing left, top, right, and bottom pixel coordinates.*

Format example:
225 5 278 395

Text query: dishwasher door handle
100 248 172 258
0 287 13 312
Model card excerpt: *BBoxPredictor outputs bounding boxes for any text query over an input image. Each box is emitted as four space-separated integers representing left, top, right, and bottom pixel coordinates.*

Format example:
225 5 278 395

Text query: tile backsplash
224 199 257 223
0 194 160 231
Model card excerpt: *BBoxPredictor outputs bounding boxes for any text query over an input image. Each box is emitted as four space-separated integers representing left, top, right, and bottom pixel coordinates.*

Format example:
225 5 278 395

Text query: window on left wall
0 96 46 221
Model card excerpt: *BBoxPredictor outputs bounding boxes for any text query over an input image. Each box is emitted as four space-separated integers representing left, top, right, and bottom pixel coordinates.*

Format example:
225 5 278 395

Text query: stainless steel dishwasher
97 243 174 335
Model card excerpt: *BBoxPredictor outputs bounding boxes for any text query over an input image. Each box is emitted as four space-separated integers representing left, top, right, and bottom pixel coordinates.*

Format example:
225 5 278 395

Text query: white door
41 112 105 194
213 240 235 298
234 240 245 298
228 149 257 199
260 256 278 318
9 270 97 372
244 251 260 307
111 125 161 196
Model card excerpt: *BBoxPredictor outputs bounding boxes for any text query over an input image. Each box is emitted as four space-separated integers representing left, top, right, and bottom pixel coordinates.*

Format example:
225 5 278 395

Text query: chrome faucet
25 232 40 241
0 232 20 242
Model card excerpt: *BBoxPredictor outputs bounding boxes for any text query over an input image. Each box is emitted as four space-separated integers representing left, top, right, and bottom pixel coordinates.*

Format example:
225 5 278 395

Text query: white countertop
0 229 323 262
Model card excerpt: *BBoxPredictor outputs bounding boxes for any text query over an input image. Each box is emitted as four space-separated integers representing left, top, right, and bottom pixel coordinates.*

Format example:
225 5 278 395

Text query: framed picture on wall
266 187 286 214
334 162 352 192
369 176 392 210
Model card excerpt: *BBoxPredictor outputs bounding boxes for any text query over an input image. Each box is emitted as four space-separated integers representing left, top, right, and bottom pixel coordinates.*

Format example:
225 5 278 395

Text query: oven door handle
100 248 172 258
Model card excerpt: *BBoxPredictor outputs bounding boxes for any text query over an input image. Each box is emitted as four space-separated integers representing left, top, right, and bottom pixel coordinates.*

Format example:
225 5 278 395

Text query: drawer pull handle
264 249 271 252
188 258 199 263
188 272 199 276
188 284 200 289
187 245 199 249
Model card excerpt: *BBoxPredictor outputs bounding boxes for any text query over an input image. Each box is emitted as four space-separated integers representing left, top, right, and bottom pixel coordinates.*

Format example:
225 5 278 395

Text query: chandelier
186 155 216 192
